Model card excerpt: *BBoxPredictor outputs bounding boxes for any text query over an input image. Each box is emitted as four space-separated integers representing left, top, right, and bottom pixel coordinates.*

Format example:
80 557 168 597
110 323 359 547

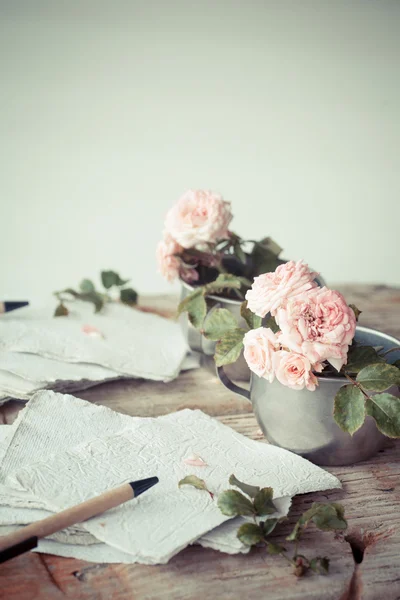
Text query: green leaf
240 301 262 330
345 346 384 373
229 474 260 499
214 328 245 367
262 518 279 536
357 363 400 392
236 523 264 546
178 475 209 492
310 557 330 575
254 487 276 516
233 241 247 264
203 308 237 341
267 542 285 555
59 288 79 298
177 290 207 329
264 316 279 334
250 242 284 277
365 393 400 438
287 503 347 541
101 270 130 289
349 304 362 321
177 288 202 315
204 274 243 295
54 303 69 317
120 287 138 306
393 359 400 369
258 237 283 257
333 385 365 435
217 490 256 517
187 293 207 329
79 291 104 313
311 504 347 531
80 279 95 293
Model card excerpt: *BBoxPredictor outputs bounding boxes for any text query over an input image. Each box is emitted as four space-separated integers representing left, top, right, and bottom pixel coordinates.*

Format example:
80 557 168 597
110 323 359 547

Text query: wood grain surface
0 285 399 600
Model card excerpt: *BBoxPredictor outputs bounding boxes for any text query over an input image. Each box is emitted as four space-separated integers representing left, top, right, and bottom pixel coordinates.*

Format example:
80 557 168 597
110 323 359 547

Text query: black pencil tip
129 476 159 498
4 301 29 313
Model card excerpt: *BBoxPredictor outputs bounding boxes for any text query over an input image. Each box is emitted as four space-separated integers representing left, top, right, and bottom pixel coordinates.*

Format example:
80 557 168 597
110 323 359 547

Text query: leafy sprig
334 363 400 437
178 473 347 578
54 270 138 316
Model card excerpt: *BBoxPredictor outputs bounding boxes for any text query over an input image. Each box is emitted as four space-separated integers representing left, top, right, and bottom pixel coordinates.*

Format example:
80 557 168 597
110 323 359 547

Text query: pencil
0 476 159 563
0 301 29 314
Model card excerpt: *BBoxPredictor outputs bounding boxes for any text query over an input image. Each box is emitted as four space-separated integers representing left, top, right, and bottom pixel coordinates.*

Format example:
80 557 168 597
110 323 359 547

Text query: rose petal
183 454 207 467
82 325 104 339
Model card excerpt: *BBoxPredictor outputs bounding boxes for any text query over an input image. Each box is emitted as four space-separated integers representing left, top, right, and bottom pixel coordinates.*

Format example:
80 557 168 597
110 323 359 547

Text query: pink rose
156 234 182 282
164 189 233 249
243 327 279 381
245 260 318 318
157 233 199 283
273 351 318 391
276 287 356 371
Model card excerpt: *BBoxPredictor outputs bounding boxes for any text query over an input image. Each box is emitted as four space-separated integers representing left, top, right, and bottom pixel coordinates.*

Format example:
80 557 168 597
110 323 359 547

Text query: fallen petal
82 325 104 339
183 454 207 467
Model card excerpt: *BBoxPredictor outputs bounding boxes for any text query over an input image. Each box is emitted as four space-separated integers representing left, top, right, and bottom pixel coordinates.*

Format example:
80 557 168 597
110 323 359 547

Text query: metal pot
180 271 326 381
217 326 400 466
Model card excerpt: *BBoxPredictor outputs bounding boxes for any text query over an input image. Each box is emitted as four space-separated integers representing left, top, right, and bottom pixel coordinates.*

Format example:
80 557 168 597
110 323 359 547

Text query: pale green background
1 1 399 304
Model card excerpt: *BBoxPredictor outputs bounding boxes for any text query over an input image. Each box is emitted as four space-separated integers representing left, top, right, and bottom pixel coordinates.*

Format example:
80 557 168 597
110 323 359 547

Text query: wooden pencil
0 476 159 563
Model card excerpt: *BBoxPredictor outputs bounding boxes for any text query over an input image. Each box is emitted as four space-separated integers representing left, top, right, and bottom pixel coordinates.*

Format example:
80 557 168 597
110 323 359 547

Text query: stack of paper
0 391 341 564
0 302 192 404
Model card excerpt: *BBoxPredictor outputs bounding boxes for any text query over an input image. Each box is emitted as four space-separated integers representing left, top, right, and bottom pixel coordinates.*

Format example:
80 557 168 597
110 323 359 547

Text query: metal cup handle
217 366 251 402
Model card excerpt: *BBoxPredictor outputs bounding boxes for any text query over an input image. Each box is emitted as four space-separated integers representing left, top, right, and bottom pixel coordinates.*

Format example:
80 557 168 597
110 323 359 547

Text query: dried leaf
54 303 69 317
178 475 209 492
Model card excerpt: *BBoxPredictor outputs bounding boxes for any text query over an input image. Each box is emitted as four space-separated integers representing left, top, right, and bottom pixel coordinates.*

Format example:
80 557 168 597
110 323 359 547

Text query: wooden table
0 285 399 600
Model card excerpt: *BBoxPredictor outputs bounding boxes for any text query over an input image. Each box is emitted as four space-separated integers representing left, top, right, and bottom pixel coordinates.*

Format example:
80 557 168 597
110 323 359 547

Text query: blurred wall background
1 0 399 304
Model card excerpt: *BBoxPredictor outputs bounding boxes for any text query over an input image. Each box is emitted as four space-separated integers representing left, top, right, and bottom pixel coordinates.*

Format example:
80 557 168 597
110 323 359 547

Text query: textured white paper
0 392 341 563
4 397 340 564
0 301 188 382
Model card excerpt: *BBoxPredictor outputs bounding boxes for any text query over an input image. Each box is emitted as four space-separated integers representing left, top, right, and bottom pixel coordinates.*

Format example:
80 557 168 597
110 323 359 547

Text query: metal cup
217 326 400 466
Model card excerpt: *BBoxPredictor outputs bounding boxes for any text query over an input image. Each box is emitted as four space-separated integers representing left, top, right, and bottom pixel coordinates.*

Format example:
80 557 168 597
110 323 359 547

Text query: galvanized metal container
217 326 400 466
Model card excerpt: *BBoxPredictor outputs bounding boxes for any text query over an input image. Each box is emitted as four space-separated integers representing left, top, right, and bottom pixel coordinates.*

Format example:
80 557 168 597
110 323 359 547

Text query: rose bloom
156 234 182 282
273 351 319 391
245 260 318 318
276 287 356 371
164 189 233 249
243 327 279 382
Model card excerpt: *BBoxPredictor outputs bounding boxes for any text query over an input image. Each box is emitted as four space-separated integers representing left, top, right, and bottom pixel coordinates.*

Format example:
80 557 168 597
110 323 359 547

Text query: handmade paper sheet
0 301 188 382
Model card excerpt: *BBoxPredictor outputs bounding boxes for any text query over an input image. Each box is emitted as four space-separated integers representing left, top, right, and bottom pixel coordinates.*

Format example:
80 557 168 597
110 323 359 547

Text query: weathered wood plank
0 285 399 599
